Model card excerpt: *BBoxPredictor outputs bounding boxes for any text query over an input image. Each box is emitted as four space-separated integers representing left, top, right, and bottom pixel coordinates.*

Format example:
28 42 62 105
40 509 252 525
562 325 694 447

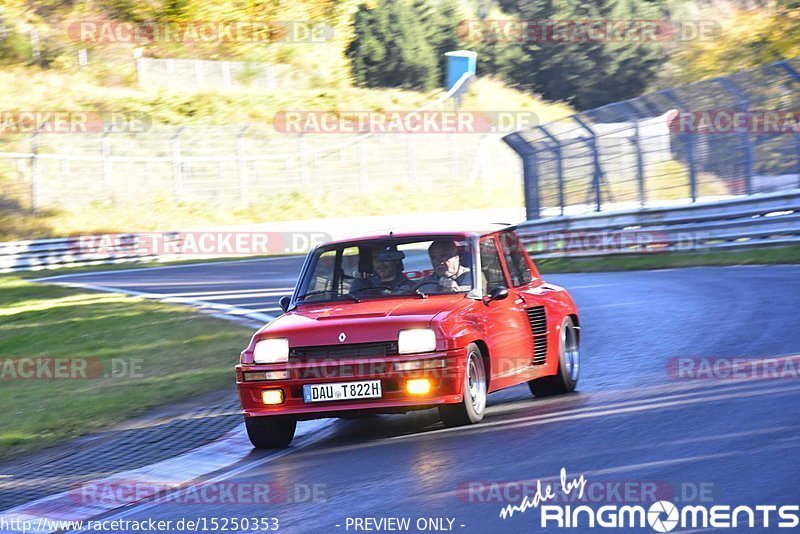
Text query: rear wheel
245 415 296 449
439 343 487 427
528 316 579 397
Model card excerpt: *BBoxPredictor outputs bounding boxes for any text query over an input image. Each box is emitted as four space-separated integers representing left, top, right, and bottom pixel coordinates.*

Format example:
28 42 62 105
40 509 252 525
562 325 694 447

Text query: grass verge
0 276 253 461
534 245 800 274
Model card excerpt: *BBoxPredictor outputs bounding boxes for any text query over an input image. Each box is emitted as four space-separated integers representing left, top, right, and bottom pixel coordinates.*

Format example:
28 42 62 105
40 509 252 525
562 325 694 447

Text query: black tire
438 343 487 427
528 316 580 397
245 416 297 449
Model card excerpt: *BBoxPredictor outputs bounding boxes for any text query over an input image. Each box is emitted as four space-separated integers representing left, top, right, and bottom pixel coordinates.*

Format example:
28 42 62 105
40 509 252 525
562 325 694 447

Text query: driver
351 246 414 293
421 240 472 292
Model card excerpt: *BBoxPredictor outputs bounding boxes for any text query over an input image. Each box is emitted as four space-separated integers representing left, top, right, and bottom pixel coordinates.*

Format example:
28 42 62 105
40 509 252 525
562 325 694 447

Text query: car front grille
289 341 399 360
526 306 548 365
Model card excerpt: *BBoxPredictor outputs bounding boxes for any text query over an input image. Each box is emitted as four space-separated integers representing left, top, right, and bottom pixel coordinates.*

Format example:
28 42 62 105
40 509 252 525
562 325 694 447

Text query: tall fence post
572 115 603 212
194 60 204 88
661 89 697 202
717 77 752 195
222 61 232 88
406 134 418 188
166 59 175 89
503 132 541 220
133 50 145 87
537 125 564 216
622 102 646 206
101 130 114 203
30 127 41 211
775 61 800 187
171 128 184 204
358 137 368 192
632 120 646 206
298 134 309 185
237 126 249 205
681 133 698 201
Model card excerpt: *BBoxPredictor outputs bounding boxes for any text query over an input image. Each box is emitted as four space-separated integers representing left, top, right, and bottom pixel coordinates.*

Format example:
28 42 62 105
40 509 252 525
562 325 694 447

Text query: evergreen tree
497 0 665 109
347 0 439 91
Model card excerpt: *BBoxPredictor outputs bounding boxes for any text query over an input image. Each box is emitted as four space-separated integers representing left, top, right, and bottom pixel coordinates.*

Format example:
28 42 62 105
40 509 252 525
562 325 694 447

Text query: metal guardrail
3 191 798 273
516 190 800 258
0 234 159 272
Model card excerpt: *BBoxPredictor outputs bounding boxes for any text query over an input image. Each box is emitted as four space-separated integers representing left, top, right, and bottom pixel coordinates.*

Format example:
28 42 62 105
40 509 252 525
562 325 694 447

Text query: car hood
255 295 472 346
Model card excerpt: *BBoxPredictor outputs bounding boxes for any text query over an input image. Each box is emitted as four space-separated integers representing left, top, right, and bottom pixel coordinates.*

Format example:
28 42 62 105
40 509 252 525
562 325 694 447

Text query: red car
235 227 580 448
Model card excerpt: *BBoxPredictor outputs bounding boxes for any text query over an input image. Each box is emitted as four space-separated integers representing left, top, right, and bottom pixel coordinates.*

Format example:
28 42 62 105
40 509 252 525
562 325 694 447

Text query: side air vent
526 306 548 365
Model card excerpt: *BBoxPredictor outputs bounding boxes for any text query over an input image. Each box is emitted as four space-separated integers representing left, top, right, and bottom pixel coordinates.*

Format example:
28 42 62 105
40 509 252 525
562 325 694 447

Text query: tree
347 0 440 90
487 0 665 109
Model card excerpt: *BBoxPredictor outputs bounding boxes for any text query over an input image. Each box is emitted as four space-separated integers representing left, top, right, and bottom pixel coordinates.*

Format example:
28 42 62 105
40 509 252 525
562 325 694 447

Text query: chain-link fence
0 75 522 210
504 58 800 219
134 57 308 90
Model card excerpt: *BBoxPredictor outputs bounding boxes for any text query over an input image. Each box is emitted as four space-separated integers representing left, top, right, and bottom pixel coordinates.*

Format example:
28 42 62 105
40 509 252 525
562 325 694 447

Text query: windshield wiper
298 289 361 303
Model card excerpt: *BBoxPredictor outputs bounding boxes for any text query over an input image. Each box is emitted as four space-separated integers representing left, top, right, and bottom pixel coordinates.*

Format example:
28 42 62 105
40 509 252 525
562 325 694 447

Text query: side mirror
278 296 291 313
484 286 509 305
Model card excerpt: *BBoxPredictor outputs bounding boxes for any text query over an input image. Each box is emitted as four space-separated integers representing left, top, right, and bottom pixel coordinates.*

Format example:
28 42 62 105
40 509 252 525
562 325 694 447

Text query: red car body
235 228 580 447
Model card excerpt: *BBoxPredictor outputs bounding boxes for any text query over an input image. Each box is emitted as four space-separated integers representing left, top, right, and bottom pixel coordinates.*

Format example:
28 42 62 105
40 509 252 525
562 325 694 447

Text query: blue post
444 50 477 91
503 132 541 220
537 125 564 216
571 114 603 212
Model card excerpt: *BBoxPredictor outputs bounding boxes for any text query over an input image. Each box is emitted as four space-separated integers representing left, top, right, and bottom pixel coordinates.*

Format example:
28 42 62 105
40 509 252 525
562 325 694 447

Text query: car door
497 231 552 372
478 235 536 389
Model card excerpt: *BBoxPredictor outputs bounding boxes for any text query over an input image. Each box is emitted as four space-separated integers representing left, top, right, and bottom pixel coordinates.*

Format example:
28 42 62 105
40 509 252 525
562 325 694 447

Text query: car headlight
253 338 289 364
398 329 437 355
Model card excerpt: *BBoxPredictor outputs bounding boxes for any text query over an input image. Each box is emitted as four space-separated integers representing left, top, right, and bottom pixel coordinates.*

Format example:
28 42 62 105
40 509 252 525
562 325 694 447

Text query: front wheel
245 415 296 449
528 316 579 397
439 343 487 427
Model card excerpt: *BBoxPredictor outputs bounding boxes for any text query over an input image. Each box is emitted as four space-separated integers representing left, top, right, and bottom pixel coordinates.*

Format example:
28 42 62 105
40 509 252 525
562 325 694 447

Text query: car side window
305 247 358 299
499 232 532 287
479 238 506 293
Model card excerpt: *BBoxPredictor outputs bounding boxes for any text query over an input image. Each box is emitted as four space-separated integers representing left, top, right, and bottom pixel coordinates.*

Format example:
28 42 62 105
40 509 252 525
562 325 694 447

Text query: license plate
303 380 382 403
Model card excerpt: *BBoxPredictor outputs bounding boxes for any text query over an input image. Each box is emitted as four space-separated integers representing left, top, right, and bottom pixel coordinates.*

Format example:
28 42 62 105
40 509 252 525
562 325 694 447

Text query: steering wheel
410 279 439 293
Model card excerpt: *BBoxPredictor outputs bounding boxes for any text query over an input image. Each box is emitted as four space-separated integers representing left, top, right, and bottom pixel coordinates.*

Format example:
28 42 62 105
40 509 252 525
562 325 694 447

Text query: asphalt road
36 261 800 533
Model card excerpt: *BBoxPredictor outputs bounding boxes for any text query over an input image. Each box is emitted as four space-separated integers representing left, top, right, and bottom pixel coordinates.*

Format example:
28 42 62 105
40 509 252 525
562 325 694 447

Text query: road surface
22 261 800 533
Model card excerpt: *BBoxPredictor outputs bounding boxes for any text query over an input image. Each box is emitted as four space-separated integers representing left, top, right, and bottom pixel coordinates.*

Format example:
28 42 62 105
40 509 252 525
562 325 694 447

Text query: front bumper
236 349 466 419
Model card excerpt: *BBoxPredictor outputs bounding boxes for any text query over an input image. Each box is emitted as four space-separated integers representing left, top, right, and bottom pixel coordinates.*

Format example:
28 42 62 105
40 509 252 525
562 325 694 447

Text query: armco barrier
2 192 798 271
516 190 800 258
0 234 162 272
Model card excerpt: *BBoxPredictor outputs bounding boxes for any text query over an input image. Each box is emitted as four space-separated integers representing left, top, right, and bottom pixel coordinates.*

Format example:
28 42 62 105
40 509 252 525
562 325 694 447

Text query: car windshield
297 237 475 303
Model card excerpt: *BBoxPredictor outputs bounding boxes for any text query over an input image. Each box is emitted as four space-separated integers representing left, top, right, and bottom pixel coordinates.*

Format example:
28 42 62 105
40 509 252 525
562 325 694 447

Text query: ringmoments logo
499 468 800 531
